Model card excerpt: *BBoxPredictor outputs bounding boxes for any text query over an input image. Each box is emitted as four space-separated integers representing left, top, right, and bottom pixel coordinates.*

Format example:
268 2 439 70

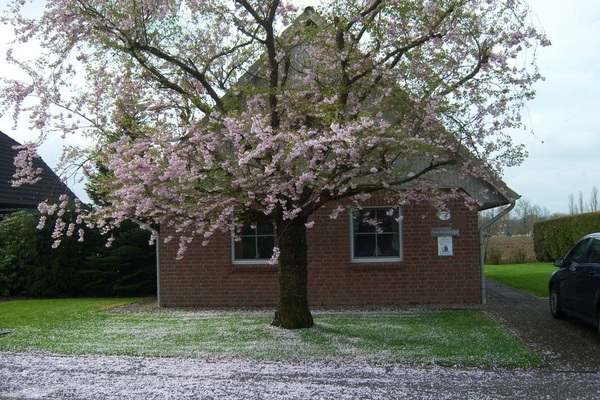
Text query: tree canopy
1 0 549 328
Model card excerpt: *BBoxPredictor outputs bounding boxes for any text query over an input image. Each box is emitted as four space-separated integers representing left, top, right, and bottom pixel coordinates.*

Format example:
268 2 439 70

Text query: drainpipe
131 219 161 306
479 200 516 304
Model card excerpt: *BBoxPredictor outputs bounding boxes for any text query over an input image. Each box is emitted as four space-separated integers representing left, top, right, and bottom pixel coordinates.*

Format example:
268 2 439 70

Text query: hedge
533 212 600 261
0 211 156 297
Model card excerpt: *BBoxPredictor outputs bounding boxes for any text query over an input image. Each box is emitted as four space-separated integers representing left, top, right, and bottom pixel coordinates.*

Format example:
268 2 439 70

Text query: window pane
353 207 401 259
233 215 276 262
589 239 600 263
378 212 399 233
354 210 376 233
355 220 376 233
354 235 376 257
235 237 257 259
256 236 275 259
377 233 399 256
240 224 256 236
568 238 591 264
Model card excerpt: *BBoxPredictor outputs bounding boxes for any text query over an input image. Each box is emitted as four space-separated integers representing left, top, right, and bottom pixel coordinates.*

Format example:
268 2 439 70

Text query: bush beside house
0 130 156 298
0 211 156 297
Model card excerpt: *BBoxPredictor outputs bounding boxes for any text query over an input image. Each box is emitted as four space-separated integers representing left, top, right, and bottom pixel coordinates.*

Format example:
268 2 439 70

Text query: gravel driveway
1 279 599 399
484 278 600 372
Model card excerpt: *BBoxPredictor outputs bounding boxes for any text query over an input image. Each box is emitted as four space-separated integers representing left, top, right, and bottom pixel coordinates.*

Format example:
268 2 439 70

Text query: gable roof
435 169 519 210
239 7 519 211
0 130 76 216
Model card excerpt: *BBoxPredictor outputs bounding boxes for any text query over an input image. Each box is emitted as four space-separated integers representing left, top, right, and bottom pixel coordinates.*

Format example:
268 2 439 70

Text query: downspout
479 200 516 304
131 219 161 306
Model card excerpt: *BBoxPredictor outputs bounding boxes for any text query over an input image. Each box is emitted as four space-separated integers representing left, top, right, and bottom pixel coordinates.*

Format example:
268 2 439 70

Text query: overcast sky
501 0 600 215
1 0 598 215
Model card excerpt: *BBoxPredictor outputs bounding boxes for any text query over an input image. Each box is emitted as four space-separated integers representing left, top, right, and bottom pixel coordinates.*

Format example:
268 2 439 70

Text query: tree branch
236 0 281 128
437 41 490 98
137 44 225 110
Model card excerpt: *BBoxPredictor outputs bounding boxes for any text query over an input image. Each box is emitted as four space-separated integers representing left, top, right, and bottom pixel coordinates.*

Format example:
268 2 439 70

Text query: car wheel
550 286 567 319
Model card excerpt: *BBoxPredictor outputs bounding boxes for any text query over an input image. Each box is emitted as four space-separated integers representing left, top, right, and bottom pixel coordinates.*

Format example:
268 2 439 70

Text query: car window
588 239 600 264
566 238 592 264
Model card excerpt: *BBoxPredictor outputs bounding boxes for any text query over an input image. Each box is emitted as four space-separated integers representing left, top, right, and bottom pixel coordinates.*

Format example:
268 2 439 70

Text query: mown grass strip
485 262 556 297
0 298 539 368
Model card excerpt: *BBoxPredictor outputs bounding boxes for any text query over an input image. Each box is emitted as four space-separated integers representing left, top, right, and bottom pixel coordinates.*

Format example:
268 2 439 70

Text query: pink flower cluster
11 143 42 187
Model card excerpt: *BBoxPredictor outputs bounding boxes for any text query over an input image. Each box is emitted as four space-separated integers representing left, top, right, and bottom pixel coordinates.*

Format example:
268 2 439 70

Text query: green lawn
0 298 539 368
485 262 556 297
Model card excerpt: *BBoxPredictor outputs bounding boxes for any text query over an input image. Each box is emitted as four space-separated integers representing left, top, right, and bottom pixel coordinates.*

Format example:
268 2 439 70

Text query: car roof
582 232 600 240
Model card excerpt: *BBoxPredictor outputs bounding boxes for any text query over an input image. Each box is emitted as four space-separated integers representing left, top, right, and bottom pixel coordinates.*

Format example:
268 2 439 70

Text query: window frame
231 216 277 265
350 206 403 263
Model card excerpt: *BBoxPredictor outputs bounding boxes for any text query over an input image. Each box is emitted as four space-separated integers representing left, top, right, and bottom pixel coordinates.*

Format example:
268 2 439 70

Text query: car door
560 238 592 311
576 238 600 320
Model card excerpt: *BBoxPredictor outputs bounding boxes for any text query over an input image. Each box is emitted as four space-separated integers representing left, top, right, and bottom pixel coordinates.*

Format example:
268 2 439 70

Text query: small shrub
486 247 503 264
509 248 528 264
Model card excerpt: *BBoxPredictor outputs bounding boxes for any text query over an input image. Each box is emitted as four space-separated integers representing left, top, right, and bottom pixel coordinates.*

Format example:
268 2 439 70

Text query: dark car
549 232 600 334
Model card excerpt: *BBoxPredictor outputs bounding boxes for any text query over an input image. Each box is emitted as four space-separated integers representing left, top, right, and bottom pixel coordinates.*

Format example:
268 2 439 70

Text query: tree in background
2 0 548 328
479 199 550 237
568 187 599 214
591 187 599 212
514 198 550 235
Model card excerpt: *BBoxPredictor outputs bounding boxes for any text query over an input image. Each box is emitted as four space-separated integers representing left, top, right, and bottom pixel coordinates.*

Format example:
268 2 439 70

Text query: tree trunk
271 216 314 329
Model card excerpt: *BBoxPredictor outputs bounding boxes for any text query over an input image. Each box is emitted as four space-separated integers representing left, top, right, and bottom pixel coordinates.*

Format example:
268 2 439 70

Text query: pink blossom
268 247 280 265
11 143 42 186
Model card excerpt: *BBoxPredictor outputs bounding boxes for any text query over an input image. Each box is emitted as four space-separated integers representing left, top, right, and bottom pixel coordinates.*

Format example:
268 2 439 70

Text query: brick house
0 130 75 219
159 181 516 308
156 8 518 308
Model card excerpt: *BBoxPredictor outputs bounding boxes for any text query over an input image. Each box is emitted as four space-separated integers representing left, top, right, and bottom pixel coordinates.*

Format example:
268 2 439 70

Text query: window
232 215 276 263
351 207 402 261
589 239 600 264
566 238 591 265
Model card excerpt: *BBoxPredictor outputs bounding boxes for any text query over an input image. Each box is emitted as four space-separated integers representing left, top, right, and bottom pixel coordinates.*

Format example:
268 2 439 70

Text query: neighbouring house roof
0 130 76 217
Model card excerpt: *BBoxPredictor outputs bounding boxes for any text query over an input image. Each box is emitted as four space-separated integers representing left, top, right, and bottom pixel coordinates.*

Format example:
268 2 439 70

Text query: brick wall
159 197 482 307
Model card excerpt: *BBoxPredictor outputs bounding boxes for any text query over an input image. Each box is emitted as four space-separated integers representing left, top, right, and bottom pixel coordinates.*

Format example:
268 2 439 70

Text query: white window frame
350 206 403 263
231 216 276 264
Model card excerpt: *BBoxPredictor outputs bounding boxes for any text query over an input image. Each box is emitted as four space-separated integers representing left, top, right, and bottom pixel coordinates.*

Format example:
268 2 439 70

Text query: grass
485 262 556 297
0 298 539 368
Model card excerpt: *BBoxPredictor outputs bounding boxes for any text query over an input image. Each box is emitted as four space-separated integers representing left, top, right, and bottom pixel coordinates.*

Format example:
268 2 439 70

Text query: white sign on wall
438 236 453 256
